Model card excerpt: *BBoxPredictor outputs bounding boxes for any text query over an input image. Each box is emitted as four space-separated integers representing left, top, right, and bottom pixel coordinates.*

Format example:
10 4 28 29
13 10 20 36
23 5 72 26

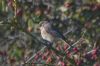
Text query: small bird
39 21 71 47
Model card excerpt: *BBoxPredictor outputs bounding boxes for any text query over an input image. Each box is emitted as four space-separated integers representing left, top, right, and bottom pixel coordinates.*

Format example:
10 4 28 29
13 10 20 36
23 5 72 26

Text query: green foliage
0 0 100 66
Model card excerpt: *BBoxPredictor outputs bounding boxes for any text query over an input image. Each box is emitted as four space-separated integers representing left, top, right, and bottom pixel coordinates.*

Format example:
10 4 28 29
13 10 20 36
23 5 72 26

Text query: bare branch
25 46 46 64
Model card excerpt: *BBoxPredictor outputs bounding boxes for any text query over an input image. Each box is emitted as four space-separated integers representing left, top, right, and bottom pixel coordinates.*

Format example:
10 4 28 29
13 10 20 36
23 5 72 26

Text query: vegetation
0 0 100 66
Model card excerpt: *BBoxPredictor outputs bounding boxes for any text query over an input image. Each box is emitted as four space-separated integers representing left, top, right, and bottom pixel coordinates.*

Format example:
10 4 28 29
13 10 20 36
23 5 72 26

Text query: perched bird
39 21 71 47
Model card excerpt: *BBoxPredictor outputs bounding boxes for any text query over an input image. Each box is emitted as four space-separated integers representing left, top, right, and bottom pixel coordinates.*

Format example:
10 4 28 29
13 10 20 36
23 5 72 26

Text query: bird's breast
40 27 54 42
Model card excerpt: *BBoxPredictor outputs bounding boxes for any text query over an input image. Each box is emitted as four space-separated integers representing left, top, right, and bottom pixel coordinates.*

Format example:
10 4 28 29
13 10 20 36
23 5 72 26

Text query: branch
66 29 86 51
42 0 54 8
22 30 76 65
23 62 55 66
25 46 46 63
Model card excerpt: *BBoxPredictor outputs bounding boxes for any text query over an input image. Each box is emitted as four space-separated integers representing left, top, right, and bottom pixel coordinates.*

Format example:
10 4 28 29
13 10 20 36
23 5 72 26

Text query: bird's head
39 21 52 28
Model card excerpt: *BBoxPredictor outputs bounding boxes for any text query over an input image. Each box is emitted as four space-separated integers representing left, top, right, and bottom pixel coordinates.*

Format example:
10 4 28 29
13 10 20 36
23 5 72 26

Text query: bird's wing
46 27 66 40
45 27 71 47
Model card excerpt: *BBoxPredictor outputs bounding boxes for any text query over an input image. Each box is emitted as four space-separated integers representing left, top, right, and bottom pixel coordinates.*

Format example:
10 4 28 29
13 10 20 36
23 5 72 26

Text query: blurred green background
0 0 100 66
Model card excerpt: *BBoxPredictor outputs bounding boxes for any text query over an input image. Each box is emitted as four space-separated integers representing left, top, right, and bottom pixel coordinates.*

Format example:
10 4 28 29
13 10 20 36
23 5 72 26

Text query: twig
93 41 97 49
22 30 76 65
42 0 54 8
86 49 95 54
0 19 11 24
23 62 55 66
66 29 86 51
25 46 46 64
63 29 73 36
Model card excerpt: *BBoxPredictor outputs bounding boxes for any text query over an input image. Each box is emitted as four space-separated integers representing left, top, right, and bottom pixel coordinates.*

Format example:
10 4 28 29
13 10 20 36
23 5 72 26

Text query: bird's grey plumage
39 21 71 47
40 21 54 42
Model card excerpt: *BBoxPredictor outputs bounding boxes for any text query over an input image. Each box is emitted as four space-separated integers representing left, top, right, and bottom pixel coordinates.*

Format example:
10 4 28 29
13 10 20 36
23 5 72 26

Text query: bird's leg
42 39 53 48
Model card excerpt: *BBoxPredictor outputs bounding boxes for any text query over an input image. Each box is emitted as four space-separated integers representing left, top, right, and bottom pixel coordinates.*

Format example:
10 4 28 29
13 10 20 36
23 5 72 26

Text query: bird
39 20 71 47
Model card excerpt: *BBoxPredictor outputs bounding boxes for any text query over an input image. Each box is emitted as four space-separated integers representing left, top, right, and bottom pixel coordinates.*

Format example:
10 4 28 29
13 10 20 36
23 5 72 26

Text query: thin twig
66 29 86 51
25 46 46 64
63 29 73 36
23 29 67 63
22 30 76 65
93 41 97 49
23 62 55 66
42 0 54 8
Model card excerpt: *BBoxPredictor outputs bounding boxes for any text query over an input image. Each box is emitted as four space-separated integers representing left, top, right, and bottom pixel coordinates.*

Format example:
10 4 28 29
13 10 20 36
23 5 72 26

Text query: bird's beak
39 20 47 26
37 22 43 32
39 21 43 26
